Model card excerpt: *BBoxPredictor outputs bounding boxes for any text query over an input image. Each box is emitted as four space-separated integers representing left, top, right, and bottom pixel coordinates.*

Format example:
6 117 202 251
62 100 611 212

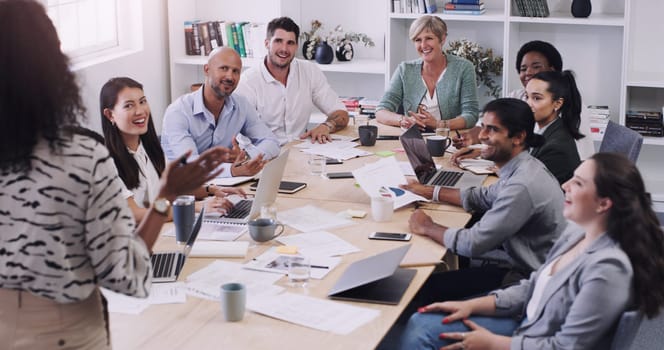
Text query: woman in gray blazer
401 153 664 350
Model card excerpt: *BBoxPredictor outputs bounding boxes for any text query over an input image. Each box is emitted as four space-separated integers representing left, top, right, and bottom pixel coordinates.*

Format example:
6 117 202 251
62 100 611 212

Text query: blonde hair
408 15 447 42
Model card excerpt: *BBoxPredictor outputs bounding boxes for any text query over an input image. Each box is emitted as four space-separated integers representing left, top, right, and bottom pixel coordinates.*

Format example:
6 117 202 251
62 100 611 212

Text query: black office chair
598 121 644 163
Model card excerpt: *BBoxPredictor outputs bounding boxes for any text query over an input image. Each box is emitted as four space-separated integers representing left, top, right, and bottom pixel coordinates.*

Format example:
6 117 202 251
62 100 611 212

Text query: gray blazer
492 223 634 350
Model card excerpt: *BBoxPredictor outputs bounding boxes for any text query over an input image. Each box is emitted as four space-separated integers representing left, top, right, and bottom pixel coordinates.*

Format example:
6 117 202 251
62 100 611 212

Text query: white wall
75 0 170 134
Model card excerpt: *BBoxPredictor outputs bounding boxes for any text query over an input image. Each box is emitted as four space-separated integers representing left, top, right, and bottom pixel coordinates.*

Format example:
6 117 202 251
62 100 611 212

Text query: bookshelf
387 0 633 128
167 0 387 101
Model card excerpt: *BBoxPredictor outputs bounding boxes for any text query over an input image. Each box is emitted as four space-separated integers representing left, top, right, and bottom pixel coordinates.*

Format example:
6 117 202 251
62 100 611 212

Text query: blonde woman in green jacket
376 15 479 131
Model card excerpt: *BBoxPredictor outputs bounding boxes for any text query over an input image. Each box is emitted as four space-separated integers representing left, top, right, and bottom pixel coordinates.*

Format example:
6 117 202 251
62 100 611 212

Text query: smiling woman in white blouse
100 77 245 223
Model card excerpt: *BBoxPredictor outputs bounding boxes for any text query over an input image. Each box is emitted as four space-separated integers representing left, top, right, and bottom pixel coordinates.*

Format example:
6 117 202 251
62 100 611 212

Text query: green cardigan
378 54 480 128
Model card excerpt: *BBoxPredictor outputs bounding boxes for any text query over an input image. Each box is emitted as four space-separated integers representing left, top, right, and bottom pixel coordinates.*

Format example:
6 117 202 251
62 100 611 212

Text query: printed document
185 260 284 301
248 292 380 335
352 156 428 209
278 205 355 232
276 231 360 257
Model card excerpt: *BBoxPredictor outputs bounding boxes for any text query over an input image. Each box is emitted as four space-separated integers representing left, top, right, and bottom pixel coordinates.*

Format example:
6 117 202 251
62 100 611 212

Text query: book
450 0 480 4
197 21 212 56
216 21 227 47
444 2 484 10
417 0 426 13
225 22 236 53
191 20 202 55
235 22 247 57
207 21 220 49
442 8 486 15
241 22 252 57
184 21 195 55
424 0 437 13
189 241 249 258
229 22 241 54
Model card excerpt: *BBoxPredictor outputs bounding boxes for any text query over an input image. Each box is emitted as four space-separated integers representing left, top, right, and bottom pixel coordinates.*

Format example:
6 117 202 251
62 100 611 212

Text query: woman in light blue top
376 15 479 130
400 153 664 350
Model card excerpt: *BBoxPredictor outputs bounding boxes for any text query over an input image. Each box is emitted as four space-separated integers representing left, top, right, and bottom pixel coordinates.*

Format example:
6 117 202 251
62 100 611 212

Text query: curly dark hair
515 40 563 74
592 152 664 318
0 0 85 172
100 77 165 190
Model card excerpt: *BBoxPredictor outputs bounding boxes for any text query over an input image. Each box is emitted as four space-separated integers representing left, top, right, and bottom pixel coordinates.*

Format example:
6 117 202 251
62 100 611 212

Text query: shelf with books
389 8 506 22
508 11 625 27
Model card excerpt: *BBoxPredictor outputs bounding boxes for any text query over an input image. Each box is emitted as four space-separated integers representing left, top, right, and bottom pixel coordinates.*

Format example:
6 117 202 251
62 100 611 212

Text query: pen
178 156 188 166
455 130 462 138
457 149 474 157
310 265 329 269
234 156 250 167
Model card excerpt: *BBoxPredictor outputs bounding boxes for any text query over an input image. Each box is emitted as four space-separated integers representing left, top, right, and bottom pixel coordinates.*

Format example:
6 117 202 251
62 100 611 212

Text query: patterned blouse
0 134 152 303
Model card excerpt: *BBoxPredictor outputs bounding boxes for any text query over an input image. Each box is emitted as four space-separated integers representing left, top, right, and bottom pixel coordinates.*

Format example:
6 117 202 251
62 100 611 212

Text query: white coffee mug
371 196 394 222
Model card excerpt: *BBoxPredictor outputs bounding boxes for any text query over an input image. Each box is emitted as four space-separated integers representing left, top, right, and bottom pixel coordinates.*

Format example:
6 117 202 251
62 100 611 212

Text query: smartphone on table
368 232 412 241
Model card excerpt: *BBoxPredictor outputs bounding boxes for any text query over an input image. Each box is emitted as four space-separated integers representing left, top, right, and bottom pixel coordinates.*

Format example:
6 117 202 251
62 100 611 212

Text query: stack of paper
189 241 249 258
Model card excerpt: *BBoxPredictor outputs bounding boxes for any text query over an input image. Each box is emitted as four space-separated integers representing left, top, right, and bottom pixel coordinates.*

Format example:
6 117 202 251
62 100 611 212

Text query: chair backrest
610 308 664 350
598 121 644 162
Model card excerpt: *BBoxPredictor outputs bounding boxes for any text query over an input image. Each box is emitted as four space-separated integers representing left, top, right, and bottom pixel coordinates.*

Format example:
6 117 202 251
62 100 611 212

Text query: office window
42 0 142 69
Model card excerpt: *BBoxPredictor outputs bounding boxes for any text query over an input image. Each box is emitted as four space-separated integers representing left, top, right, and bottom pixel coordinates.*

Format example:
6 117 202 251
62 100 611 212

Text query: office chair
611 308 664 350
598 121 644 163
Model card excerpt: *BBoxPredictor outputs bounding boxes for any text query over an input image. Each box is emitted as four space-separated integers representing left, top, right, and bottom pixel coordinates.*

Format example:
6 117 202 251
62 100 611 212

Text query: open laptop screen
399 126 437 183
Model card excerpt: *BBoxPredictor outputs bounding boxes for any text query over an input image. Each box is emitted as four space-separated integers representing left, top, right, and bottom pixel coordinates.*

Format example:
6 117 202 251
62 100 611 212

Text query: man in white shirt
235 17 349 145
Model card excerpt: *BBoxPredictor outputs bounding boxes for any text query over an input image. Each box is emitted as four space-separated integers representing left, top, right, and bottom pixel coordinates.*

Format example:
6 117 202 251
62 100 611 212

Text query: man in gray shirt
402 98 566 295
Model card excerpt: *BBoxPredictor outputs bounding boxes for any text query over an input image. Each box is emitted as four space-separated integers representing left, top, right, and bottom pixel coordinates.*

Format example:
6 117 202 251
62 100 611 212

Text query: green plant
445 39 503 98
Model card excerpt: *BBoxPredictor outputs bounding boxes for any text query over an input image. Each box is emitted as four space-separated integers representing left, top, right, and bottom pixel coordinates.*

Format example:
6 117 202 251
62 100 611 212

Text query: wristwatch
153 197 171 216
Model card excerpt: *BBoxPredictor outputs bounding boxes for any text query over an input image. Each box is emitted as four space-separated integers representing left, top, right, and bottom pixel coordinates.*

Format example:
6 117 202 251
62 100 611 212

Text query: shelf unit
622 0 664 146
387 0 635 129
167 0 387 101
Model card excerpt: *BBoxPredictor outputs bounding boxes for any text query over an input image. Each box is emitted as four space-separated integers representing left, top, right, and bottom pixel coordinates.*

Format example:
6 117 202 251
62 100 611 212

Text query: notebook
400 126 486 189
328 244 416 305
151 207 205 283
205 149 290 225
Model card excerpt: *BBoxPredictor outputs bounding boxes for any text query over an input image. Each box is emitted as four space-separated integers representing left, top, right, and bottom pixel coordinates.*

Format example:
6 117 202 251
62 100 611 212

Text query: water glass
308 154 326 177
288 256 311 287
260 202 278 221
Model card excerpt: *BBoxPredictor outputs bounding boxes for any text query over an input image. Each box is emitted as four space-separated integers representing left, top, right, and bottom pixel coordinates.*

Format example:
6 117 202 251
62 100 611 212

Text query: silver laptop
151 208 205 283
206 149 290 225
400 126 486 189
328 244 416 305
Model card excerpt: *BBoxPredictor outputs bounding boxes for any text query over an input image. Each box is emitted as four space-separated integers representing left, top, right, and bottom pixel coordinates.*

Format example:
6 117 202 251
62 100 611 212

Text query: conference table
110 122 486 350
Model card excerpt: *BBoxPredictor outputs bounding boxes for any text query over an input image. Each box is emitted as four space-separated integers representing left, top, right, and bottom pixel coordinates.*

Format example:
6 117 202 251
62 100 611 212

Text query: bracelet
322 121 335 132
432 185 442 203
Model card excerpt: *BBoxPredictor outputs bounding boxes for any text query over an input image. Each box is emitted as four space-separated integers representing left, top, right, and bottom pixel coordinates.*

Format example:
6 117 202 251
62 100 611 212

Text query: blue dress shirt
161 86 280 177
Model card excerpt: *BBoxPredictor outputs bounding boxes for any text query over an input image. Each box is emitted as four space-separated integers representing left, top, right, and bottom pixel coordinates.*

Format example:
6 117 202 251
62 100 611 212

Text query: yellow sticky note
375 150 396 157
347 209 367 218
276 246 298 254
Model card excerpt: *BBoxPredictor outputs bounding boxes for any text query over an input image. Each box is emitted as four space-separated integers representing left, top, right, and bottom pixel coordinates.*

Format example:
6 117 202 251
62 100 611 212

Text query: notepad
189 241 249 258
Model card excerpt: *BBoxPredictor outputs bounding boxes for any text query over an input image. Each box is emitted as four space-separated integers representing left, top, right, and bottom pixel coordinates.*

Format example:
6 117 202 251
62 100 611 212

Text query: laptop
328 244 416 305
151 207 205 283
400 126 486 189
206 149 290 225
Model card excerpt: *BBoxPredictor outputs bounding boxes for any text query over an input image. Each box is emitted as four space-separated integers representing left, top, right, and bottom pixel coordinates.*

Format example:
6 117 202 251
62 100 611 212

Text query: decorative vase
335 40 354 61
571 0 592 18
302 40 317 60
315 41 334 64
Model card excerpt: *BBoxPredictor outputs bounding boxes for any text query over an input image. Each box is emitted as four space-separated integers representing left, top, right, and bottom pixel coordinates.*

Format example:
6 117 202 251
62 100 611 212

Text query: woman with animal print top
0 1 231 349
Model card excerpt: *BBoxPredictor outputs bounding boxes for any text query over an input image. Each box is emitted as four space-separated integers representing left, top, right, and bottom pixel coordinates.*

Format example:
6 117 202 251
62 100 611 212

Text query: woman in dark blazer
526 70 583 184
401 153 664 350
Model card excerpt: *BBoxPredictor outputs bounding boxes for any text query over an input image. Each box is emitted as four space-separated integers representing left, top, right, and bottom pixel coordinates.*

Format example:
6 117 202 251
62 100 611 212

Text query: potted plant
445 39 503 98
300 20 375 64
